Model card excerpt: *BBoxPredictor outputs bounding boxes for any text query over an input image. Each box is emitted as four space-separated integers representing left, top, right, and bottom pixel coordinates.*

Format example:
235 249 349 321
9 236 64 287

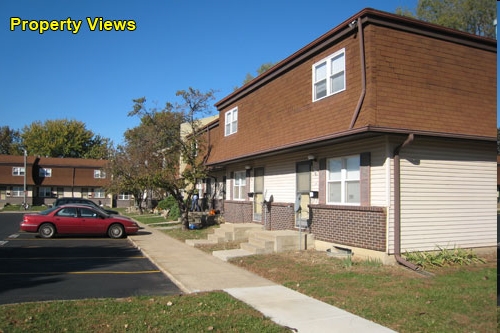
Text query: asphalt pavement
128 222 396 333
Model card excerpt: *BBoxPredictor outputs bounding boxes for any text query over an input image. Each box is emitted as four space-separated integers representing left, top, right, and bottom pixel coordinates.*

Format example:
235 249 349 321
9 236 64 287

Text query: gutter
349 17 366 129
393 133 420 270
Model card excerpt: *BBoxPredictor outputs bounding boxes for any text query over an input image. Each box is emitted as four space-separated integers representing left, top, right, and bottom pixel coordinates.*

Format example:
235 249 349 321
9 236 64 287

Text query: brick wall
309 204 386 251
224 200 252 223
262 202 295 230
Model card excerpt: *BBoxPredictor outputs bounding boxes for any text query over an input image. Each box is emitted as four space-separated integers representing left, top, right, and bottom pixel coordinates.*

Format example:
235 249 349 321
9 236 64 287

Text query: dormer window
225 107 238 136
313 48 345 101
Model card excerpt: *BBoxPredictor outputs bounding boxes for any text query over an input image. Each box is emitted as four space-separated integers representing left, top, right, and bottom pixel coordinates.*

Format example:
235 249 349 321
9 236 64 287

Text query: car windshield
38 207 59 215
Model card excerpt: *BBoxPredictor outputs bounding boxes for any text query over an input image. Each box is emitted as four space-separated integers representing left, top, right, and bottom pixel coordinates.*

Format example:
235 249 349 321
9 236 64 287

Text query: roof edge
215 7 496 111
206 126 496 166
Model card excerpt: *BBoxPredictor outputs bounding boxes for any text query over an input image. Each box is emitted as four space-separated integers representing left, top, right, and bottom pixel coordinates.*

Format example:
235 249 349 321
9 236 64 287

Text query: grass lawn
159 222 497 333
1 212 497 332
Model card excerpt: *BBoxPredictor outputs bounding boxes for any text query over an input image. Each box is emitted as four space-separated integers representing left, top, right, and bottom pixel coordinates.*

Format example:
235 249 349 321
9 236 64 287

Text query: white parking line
0 241 8 246
8 234 19 238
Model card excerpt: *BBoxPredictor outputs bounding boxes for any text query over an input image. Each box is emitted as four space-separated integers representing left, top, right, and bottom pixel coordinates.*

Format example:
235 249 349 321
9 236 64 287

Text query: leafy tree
497 128 500 154
396 0 497 38
107 88 216 227
20 119 112 158
241 62 276 86
0 126 22 155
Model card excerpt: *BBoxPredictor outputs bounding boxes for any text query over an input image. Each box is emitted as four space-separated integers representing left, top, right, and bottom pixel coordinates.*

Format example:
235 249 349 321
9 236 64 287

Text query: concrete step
247 235 275 252
241 229 315 253
240 242 272 255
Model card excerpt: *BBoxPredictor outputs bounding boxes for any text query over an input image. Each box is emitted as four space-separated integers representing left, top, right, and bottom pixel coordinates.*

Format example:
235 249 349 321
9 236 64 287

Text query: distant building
0 155 114 207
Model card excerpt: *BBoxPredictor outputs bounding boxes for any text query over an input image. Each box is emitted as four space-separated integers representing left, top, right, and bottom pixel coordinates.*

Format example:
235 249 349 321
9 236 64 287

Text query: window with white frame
94 188 106 198
327 155 360 204
39 187 52 198
12 167 25 176
225 107 238 136
12 186 24 197
94 170 106 179
39 168 52 177
313 48 345 101
118 192 131 200
233 171 246 200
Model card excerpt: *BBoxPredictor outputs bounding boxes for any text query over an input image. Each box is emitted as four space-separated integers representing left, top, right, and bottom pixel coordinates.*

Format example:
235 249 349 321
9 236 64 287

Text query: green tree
107 88 216 226
0 126 23 155
21 119 112 158
241 62 276 86
497 128 500 154
396 0 497 38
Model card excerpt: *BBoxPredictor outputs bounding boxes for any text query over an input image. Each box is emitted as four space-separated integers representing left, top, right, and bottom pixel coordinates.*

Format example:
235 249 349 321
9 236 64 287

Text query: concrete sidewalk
128 223 395 333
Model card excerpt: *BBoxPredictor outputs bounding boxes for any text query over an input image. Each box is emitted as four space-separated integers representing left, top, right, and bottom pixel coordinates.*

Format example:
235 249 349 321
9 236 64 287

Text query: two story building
0 155 114 207
202 8 497 262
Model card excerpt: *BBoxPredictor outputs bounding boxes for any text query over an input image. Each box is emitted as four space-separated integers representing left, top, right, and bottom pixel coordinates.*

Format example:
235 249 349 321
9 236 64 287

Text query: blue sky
2 0 492 147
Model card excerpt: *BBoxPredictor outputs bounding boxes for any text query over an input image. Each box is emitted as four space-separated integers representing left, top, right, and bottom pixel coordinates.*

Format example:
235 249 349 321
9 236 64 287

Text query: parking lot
0 213 181 305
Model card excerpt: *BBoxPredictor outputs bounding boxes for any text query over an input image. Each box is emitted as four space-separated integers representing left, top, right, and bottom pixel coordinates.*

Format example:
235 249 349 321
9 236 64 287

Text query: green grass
0 293 289 332
158 223 497 333
1 212 496 332
1 204 47 212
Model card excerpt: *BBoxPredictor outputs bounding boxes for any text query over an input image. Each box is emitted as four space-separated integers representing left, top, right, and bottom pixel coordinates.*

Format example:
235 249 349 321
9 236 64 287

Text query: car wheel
108 223 124 239
39 223 56 238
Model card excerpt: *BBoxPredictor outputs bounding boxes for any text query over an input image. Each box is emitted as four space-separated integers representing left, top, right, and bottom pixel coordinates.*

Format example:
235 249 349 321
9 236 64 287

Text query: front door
296 161 311 229
253 167 264 222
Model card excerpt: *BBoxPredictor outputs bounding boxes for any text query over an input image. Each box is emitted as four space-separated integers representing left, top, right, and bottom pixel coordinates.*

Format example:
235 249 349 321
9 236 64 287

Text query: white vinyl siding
395 139 496 252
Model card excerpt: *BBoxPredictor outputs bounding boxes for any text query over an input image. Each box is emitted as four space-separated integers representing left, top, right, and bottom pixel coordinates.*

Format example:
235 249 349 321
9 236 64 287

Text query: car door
54 207 80 233
78 207 107 234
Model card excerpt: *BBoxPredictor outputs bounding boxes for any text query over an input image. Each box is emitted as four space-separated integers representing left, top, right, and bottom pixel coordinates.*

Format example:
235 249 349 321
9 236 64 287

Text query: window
12 167 25 176
225 107 238 136
80 207 98 218
313 49 345 101
94 170 106 179
39 168 52 177
94 188 106 198
56 207 77 217
39 187 52 198
233 171 246 200
327 155 360 204
118 192 131 200
12 186 24 197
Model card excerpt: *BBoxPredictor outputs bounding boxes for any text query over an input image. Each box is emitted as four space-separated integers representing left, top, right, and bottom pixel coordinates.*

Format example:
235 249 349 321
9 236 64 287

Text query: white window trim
39 168 52 177
39 187 52 198
12 167 25 176
224 107 238 136
326 154 360 205
12 186 24 197
118 192 131 200
94 170 106 179
233 170 246 201
94 188 106 199
312 48 346 102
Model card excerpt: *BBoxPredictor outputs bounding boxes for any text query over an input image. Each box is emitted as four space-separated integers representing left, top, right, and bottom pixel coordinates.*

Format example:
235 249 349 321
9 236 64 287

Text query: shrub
404 246 486 269
157 196 180 220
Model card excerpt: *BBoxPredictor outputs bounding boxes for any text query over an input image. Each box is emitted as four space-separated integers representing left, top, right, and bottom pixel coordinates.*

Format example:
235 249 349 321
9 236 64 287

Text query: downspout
393 133 419 270
349 17 366 129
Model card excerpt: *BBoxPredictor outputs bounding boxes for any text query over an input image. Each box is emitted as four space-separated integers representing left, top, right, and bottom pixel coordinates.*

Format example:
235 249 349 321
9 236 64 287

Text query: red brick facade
309 205 386 251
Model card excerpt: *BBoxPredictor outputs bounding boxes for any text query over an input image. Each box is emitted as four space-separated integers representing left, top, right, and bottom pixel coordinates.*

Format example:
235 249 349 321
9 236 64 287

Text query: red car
20 204 139 239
